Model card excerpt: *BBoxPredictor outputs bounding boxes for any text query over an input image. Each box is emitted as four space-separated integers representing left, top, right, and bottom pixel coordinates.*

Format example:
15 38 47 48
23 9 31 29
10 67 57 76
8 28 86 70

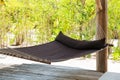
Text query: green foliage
112 47 120 61
108 0 120 39
0 0 96 45
108 0 120 60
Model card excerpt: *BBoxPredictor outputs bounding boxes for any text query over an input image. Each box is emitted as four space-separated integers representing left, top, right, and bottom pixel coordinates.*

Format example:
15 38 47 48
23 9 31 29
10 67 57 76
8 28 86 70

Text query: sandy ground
0 54 120 73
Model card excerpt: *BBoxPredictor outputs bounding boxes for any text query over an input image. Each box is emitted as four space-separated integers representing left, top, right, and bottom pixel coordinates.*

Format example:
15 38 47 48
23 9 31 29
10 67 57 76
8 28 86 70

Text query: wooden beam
96 0 108 73
95 0 102 11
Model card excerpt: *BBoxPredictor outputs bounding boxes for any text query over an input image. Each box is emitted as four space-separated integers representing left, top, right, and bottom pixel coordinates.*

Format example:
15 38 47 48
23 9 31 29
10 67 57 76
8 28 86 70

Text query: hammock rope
0 44 51 64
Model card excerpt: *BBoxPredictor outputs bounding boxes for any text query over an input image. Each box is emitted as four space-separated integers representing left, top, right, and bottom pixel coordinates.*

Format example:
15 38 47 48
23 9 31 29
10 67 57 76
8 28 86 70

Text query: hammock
0 32 110 64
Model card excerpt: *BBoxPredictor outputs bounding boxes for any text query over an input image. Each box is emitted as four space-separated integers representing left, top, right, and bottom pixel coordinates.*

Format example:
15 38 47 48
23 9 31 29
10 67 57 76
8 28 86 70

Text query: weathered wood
0 64 103 80
99 72 120 80
96 0 108 73
95 0 102 11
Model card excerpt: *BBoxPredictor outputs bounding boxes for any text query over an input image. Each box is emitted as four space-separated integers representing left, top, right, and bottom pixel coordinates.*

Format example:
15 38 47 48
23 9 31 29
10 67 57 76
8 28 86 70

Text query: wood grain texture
99 72 120 80
0 63 103 80
96 0 108 73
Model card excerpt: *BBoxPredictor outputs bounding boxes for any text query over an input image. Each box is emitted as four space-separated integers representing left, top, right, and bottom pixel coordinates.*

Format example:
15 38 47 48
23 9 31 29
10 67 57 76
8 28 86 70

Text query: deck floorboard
0 63 103 80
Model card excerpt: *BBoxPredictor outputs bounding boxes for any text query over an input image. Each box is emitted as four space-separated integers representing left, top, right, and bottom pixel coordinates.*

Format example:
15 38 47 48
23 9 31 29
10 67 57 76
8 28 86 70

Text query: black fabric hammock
0 32 109 64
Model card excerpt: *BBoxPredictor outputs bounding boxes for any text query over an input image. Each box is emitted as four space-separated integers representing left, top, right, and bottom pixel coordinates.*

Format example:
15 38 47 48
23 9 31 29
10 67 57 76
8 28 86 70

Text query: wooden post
96 0 108 73
0 0 5 6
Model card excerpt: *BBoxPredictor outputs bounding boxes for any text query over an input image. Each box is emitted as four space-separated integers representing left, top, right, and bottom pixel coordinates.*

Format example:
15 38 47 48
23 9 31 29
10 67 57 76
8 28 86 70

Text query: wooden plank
0 63 103 80
99 72 120 80
95 0 102 11
96 0 108 73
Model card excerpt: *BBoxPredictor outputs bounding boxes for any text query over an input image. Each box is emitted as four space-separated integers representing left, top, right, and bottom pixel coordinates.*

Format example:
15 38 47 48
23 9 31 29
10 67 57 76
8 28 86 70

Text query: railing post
96 0 108 73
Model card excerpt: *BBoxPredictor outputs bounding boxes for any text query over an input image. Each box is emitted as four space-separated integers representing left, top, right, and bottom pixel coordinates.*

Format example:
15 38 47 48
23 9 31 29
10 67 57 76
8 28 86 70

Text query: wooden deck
0 63 103 80
99 72 120 80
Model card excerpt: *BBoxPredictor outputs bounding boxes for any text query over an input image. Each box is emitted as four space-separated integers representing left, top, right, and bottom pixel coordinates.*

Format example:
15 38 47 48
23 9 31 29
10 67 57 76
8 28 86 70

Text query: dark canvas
55 31 106 49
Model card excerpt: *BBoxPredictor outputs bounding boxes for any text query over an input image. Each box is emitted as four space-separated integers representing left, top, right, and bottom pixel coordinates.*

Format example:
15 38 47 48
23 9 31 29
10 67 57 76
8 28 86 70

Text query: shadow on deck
0 63 103 80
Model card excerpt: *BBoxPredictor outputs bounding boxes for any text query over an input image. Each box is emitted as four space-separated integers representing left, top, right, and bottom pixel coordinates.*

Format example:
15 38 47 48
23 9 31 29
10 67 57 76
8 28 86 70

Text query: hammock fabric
0 32 108 64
